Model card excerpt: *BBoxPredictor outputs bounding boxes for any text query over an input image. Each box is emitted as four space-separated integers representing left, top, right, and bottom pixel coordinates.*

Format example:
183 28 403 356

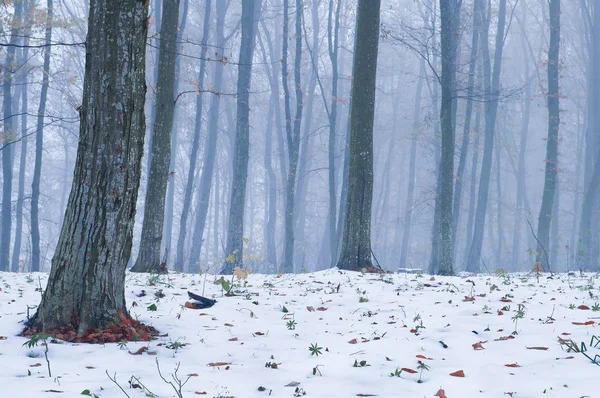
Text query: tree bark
336 0 380 271
31 0 148 332
132 0 180 273
223 0 259 274
175 0 211 272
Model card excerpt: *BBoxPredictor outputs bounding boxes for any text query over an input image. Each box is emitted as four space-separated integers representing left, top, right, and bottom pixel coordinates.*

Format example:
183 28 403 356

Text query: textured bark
280 0 303 274
12 4 32 272
399 59 425 270
31 0 148 332
132 0 180 273
336 0 380 271
264 99 277 268
146 0 162 174
223 0 258 274
31 0 52 273
188 1 226 273
466 0 506 273
175 0 211 272
463 109 481 268
535 0 560 272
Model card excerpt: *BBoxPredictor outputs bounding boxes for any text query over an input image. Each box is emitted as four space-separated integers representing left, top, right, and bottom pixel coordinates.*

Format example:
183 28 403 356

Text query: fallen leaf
526 347 548 350
401 368 417 374
285 381 301 387
463 296 475 302
43 390 64 393
129 346 148 355
434 389 447 398
494 335 515 341
207 362 230 367
348 338 358 344
504 363 520 367
572 320 595 326
416 354 433 360
195 392 207 395
472 341 486 350
30 363 42 367
85 366 95 369
224 323 234 327
450 370 465 377
578 305 590 310
188 373 199 377
307 306 315 312
254 332 265 336
356 395 378 397
0 336 7 340
317 307 328 311
229 337 238 341
500 298 512 303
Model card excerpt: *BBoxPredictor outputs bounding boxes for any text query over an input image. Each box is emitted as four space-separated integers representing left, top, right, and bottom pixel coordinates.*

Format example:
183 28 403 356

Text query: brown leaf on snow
416 354 433 360
572 320 595 326
526 347 548 350
43 390 64 393
472 341 486 350
463 296 475 302
504 363 521 367
0 336 7 340
188 373 199 377
224 323 234 327
356 394 378 397
401 368 418 374
207 362 231 367
30 363 42 367
307 306 315 312
194 392 207 395
500 298 512 303
317 307 328 311
434 389 448 398
129 346 148 355
578 305 590 310
229 337 238 341
348 338 358 344
254 331 265 336
494 335 515 341
450 370 465 377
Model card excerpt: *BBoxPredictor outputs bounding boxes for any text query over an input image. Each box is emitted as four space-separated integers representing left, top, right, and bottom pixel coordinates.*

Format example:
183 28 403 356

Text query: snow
1 269 599 397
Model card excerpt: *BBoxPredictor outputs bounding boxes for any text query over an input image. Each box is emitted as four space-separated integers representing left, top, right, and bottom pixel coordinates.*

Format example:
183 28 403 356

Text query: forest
1 1 600 397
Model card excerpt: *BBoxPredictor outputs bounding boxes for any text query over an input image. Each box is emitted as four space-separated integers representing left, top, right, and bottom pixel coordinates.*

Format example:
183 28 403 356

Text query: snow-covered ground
1 268 599 397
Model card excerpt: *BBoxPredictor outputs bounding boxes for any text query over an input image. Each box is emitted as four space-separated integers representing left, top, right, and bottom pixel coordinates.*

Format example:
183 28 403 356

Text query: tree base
21 308 159 344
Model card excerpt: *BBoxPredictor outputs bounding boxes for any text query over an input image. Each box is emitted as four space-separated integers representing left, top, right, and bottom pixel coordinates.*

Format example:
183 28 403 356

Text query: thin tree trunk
30 0 52 273
466 0 507 273
175 0 211 272
535 0 560 271
280 0 303 273
188 1 227 273
223 0 259 274
31 0 148 332
146 0 162 174
11 5 32 272
132 0 180 273
264 99 277 268
399 59 425 270
336 0 380 271
463 108 481 269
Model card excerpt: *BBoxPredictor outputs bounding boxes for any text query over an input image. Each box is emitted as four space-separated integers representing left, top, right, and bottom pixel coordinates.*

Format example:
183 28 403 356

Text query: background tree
336 0 380 271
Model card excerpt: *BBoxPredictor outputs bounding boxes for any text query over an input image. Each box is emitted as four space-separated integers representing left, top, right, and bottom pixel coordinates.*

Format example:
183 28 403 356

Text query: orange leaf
416 354 433 360
228 337 238 341
472 341 486 350
224 323 234 327
500 298 512 303
129 346 148 355
435 389 448 398
463 296 475 302
504 363 520 367
307 306 315 312
578 305 590 310
401 367 417 374
348 338 358 344
188 373 199 377
572 320 595 326
30 363 42 367
450 370 465 377
195 392 207 395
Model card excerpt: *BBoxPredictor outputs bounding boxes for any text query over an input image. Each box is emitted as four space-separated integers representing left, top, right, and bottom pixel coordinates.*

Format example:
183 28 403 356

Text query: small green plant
359 296 369 303
496 268 511 285
81 389 100 397
26 275 34 284
265 362 278 369
165 340 185 353
117 340 128 350
416 362 430 383
23 332 52 377
281 305 289 313
147 303 158 311
389 368 403 377
308 343 322 357
286 320 297 330
489 284 499 292
512 304 526 335
482 305 491 313
569 303 576 310
353 359 369 367
592 303 600 312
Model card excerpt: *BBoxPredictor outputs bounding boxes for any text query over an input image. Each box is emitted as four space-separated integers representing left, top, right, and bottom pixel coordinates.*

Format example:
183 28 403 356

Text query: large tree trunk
535 0 560 272
188 1 226 273
466 0 507 273
31 0 148 332
399 59 425 270
336 0 380 271
30 0 52 273
132 0 180 273
12 4 32 272
1 1 23 271
174 0 211 272
280 0 303 274
223 0 259 274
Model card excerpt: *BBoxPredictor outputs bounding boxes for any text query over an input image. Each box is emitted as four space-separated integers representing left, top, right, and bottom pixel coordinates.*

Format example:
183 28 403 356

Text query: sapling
512 304 526 335
416 362 430 383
